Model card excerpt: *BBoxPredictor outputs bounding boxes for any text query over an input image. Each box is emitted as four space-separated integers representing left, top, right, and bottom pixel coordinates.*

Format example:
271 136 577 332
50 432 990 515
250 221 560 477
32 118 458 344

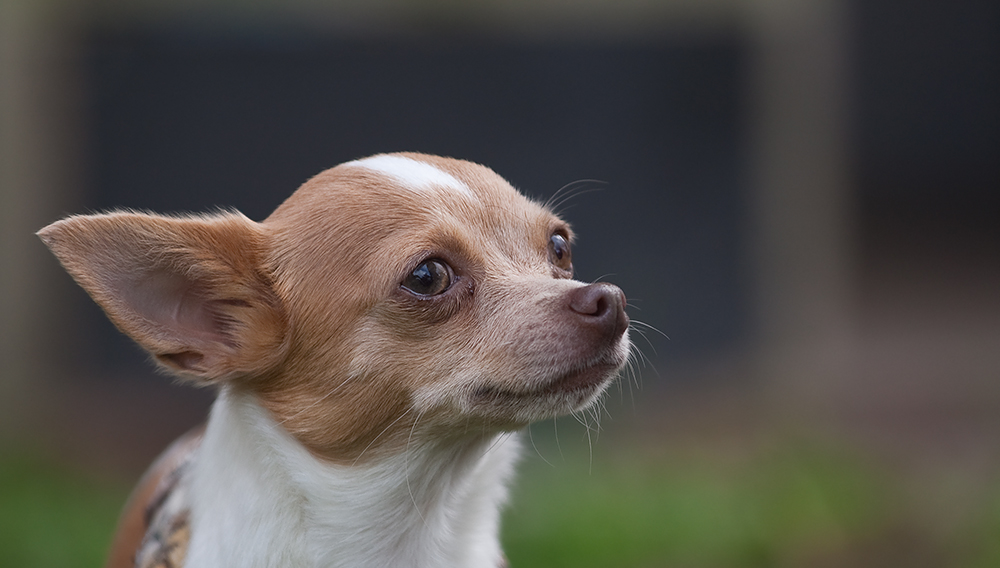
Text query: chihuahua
39 153 631 568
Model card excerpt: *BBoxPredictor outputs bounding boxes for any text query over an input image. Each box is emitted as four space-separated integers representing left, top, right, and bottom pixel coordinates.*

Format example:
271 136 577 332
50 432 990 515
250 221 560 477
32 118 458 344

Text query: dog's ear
38 211 289 382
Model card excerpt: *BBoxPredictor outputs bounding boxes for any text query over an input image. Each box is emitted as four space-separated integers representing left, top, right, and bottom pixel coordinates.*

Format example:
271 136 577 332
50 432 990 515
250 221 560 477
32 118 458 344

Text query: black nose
568 283 629 339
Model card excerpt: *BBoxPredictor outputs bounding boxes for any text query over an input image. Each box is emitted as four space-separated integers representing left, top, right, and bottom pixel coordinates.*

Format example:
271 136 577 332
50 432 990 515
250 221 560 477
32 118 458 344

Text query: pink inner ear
119 268 233 349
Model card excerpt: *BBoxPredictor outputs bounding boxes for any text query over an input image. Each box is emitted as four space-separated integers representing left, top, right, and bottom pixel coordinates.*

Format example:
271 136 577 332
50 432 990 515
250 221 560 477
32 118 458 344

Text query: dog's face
39 153 630 462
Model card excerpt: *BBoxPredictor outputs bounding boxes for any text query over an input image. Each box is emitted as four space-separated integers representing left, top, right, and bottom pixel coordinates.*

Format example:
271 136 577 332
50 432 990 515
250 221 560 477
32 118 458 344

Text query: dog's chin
466 360 623 426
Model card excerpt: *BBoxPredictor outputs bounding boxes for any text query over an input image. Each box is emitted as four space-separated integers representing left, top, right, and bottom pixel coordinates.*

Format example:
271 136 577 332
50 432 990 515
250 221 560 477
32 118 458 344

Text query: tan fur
37 213 288 381
255 154 586 458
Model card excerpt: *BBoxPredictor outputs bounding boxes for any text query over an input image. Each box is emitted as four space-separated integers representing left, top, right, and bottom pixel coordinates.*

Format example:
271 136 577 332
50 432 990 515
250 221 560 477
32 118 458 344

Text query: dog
39 153 631 568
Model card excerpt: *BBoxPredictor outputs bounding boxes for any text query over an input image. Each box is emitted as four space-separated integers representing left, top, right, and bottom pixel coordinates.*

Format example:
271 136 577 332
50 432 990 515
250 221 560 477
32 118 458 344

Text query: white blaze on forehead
344 155 474 198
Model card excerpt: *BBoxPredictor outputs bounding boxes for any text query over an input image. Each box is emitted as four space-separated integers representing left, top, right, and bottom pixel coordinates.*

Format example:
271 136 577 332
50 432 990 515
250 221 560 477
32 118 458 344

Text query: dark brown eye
402 259 452 296
548 233 572 272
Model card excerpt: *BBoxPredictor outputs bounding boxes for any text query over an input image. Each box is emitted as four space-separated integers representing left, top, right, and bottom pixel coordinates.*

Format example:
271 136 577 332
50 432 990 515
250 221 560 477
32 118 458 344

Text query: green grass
2 430 998 568
958 486 1000 568
502 436 895 568
0 450 128 568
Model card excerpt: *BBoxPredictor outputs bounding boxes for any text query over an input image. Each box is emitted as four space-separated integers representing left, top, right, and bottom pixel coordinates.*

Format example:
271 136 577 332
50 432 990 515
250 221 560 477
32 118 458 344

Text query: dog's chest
177 389 520 568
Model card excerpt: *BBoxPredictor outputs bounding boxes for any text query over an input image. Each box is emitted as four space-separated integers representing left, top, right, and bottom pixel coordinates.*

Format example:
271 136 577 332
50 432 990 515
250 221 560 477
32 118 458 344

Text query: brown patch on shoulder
137 510 191 568
105 426 203 568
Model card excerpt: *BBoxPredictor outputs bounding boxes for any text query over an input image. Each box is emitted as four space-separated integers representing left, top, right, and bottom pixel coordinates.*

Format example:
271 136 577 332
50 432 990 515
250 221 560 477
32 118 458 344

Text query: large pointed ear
38 211 289 382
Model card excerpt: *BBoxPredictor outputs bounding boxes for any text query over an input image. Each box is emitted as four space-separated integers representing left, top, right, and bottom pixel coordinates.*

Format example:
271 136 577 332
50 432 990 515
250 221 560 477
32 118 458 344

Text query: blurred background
1 0 997 566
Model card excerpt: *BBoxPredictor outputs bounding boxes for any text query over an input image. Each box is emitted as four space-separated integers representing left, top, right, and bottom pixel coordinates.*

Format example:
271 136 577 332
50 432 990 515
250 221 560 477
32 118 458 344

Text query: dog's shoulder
106 425 204 568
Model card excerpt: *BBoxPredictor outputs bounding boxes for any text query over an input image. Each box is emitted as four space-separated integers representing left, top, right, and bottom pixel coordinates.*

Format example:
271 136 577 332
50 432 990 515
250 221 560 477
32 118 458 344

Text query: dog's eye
548 233 572 272
402 259 452 296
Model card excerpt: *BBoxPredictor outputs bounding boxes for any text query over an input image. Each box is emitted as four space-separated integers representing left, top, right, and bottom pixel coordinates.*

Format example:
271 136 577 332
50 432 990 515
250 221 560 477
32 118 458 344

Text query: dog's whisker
629 352 645 392
542 182 576 210
630 319 670 340
553 417 565 461
544 179 607 213
541 180 576 209
351 409 414 466
588 273 618 285
575 408 601 475
551 187 607 217
597 394 611 421
404 410 428 525
633 344 657 382
627 348 652 391
585 424 594 475
631 328 659 359
527 425 555 468
619 364 637 409
485 431 513 456
546 178 598 206
584 410 599 444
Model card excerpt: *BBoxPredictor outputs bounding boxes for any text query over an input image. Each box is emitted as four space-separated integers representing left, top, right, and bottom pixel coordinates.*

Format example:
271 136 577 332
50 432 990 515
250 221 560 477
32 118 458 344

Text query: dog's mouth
538 361 620 395
470 357 623 408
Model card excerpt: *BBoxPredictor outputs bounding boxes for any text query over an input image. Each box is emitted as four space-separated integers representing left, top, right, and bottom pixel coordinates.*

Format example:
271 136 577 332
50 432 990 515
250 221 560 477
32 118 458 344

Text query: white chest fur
185 388 520 568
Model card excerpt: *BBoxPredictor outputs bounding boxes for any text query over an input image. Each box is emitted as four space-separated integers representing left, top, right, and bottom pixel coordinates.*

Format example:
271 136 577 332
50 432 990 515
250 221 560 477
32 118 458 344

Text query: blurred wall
80 35 747 378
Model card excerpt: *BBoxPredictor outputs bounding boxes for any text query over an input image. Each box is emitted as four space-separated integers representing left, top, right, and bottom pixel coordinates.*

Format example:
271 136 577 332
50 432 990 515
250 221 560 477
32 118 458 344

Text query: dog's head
39 153 630 461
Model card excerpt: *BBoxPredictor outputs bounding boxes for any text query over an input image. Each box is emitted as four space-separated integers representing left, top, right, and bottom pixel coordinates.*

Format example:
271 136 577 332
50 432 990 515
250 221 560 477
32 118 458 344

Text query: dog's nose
568 283 629 339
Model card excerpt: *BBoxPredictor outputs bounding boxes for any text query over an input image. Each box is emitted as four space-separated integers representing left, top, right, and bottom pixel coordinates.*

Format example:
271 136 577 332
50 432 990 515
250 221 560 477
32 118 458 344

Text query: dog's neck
185 387 520 568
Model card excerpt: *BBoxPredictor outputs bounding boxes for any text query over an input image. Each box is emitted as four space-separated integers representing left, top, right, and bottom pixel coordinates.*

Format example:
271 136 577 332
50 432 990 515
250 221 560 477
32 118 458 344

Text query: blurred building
1 0 997 472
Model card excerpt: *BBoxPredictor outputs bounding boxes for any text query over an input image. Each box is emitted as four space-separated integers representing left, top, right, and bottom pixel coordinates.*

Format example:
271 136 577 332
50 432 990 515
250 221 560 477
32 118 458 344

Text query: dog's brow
344 155 474 198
